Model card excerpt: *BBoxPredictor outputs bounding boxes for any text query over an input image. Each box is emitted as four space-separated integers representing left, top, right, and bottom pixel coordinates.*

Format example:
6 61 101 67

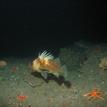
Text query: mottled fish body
32 51 67 79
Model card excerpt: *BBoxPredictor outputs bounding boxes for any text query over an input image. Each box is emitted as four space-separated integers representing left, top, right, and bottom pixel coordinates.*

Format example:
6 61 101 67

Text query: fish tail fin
61 65 68 80
54 58 61 65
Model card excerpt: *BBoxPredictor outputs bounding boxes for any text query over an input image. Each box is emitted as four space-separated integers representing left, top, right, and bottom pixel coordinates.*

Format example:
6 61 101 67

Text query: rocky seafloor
0 40 107 107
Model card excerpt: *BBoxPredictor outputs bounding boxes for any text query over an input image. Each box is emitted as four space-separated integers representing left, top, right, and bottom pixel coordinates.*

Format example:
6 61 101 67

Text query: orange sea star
17 95 28 102
83 89 104 101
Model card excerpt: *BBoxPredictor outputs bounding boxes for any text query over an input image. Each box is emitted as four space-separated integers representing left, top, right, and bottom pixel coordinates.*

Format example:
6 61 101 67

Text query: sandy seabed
0 40 107 107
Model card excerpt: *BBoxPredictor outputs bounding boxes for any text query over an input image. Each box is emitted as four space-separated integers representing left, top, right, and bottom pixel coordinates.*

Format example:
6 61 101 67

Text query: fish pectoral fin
53 72 59 78
41 71 48 79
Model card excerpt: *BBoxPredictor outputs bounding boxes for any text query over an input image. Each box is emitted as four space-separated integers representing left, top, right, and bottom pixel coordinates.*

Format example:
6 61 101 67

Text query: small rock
0 60 7 68
99 57 107 70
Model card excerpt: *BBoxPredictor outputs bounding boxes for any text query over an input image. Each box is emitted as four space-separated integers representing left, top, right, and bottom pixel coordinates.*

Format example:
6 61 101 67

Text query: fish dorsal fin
39 51 54 60
54 58 61 65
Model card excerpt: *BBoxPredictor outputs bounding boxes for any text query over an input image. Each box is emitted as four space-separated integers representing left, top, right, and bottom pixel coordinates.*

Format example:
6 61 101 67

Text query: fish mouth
30 63 36 71
31 66 36 71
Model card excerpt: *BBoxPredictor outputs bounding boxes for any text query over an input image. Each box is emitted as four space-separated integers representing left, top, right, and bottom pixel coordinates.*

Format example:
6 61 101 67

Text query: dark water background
0 0 107 57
